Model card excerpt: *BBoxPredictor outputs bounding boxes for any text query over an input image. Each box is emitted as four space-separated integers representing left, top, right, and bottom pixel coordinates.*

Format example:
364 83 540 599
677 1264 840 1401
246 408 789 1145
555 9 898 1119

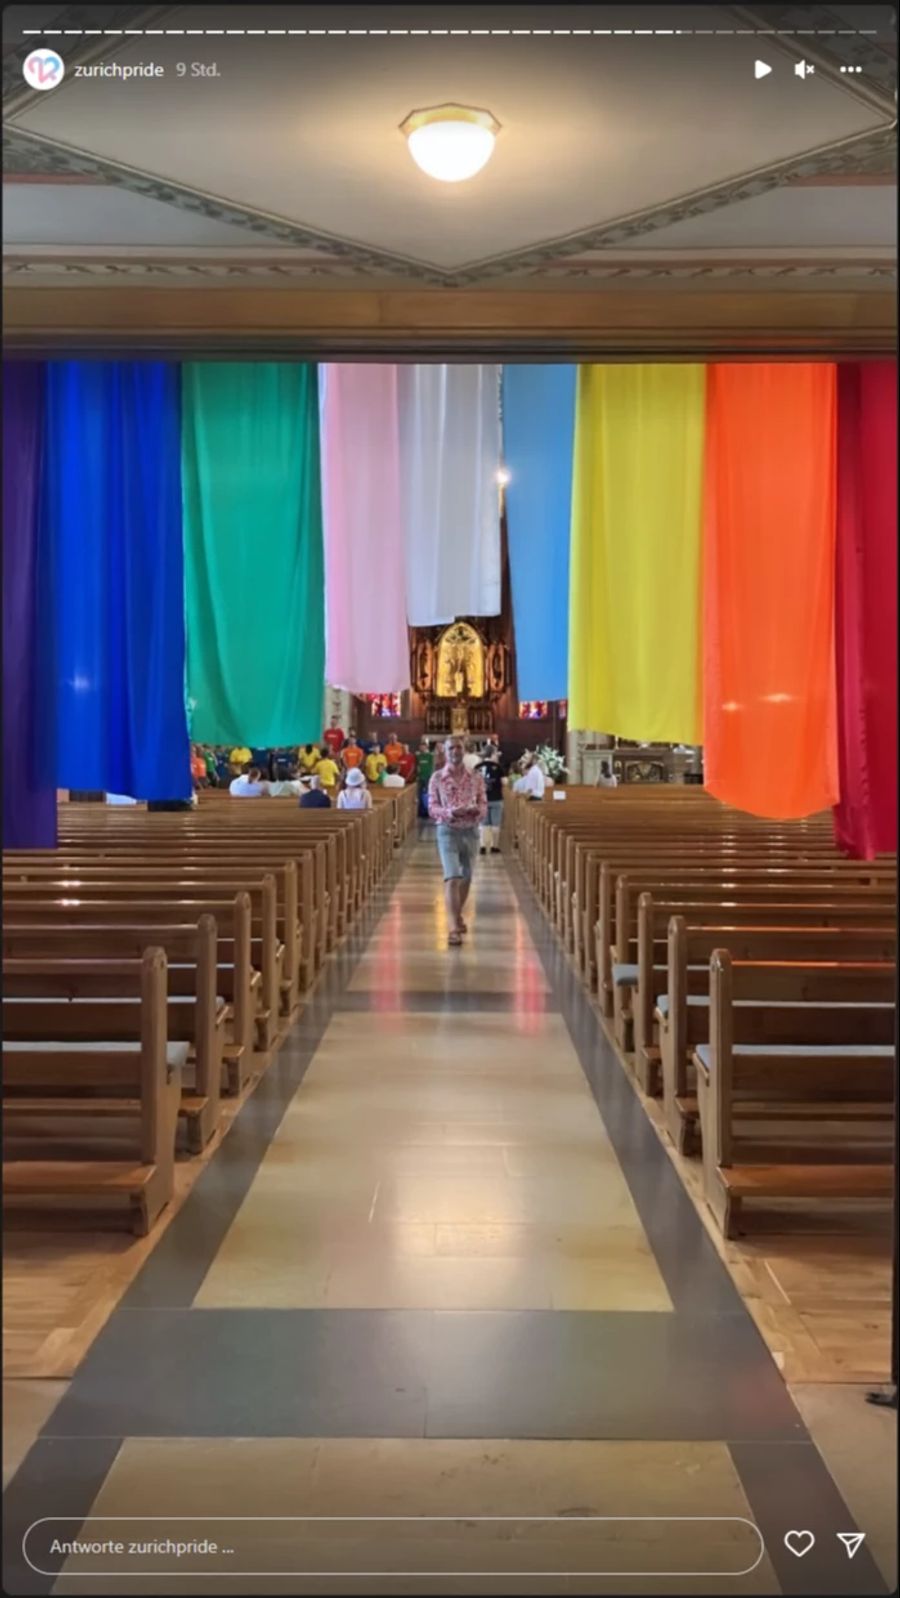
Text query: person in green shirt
416 739 435 819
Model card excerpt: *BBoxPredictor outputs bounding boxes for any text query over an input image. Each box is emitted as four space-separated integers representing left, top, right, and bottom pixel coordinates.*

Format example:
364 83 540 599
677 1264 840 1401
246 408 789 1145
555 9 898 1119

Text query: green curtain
182 363 324 745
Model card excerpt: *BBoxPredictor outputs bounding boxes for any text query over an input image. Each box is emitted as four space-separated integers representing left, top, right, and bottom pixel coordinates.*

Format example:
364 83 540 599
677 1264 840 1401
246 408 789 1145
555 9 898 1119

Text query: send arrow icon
837 1532 866 1559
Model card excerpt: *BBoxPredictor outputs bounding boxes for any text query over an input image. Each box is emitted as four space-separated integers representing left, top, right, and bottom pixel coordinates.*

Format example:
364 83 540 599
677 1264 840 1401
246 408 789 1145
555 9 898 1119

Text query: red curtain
703 363 838 818
833 362 898 858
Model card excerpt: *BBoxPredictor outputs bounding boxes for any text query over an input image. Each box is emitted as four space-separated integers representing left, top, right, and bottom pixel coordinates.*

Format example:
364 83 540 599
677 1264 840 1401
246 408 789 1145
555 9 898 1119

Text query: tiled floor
2 838 893 1597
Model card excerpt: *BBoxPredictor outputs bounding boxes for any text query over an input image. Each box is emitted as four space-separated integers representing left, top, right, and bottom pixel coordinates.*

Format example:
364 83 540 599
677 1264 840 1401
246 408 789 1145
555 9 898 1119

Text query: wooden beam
3 286 895 357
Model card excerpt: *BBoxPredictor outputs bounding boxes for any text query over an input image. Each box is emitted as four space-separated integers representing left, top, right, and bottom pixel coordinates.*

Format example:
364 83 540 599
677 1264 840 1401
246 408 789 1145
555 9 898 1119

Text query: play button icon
754 59 773 78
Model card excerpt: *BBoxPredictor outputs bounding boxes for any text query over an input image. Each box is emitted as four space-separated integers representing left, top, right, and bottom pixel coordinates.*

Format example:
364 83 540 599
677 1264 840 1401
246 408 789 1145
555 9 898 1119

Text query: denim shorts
486 800 503 828
435 824 479 882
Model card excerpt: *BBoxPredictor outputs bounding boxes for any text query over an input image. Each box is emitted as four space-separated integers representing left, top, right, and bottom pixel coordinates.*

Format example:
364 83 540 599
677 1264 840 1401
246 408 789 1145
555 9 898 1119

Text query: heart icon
784 1530 816 1558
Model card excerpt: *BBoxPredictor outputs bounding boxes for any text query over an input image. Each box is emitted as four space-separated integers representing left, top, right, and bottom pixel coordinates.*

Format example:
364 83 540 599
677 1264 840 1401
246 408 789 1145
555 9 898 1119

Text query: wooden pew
657 918 897 1152
4 915 223 1152
609 874 896 1049
5 858 302 1019
694 949 895 1237
2 947 181 1234
3 895 256 1091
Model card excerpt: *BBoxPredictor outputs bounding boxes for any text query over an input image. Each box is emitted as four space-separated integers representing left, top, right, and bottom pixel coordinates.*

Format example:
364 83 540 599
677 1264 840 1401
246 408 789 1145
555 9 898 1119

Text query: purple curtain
3 362 57 849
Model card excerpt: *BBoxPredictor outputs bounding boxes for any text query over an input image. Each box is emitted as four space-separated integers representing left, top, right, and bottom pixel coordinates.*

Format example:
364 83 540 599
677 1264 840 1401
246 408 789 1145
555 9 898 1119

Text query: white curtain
398 365 502 626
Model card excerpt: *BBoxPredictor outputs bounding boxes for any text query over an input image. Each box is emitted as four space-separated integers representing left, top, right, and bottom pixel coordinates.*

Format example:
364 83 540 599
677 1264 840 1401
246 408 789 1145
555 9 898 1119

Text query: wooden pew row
4 895 257 1090
657 918 897 1153
609 876 896 1052
4 915 224 1154
2 947 181 1235
4 858 304 1018
578 846 894 989
695 949 895 1237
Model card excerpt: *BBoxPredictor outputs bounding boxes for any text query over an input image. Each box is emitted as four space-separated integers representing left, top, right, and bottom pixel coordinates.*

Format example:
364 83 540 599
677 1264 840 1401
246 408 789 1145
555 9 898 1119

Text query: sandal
458 917 468 933
448 930 463 947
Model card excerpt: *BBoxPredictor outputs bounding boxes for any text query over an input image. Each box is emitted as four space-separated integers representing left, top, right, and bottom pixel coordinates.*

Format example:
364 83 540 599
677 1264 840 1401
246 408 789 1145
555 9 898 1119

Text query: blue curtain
503 365 576 702
43 361 191 799
3 362 57 848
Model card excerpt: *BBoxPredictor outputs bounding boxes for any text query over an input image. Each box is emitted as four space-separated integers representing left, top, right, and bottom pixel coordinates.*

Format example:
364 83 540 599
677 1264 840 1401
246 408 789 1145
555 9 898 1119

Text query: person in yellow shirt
299 743 320 774
315 753 340 790
229 745 251 773
365 743 387 785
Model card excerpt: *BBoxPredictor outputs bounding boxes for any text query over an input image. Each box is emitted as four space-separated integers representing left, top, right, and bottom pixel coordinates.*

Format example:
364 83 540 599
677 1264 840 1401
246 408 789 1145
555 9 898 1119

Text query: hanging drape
503 364 575 703
2 362 57 848
182 362 324 745
833 361 898 858
568 364 705 740
703 362 838 818
319 364 409 695
43 361 191 800
398 364 502 626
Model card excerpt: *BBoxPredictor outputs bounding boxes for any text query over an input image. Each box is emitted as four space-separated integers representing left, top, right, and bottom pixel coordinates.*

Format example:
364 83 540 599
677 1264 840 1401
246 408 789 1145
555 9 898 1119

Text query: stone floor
2 837 894 1597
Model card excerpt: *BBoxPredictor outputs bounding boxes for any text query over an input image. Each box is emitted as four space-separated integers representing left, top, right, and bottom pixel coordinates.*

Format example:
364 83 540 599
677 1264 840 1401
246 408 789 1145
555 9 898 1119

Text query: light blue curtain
503 365 576 701
43 361 191 799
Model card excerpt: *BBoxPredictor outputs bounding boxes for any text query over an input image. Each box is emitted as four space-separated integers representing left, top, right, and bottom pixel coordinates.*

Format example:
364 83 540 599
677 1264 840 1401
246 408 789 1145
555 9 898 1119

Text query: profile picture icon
23 49 65 90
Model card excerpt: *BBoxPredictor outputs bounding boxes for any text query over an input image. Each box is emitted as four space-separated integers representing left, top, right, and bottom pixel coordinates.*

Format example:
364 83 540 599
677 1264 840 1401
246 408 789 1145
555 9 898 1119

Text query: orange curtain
703 364 838 818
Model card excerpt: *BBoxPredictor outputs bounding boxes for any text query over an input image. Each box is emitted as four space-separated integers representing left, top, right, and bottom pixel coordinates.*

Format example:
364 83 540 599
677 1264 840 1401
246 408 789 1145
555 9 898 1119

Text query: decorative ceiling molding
1 129 451 285
3 253 895 285
448 126 897 282
3 3 894 286
3 5 173 114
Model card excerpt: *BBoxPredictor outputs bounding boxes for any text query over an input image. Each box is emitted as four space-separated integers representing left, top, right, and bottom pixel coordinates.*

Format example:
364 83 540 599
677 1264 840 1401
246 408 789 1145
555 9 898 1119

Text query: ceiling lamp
400 103 500 183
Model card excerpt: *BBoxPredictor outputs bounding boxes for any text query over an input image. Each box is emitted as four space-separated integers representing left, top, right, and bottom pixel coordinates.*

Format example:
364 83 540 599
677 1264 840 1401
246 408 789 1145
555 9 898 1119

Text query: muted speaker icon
794 60 815 77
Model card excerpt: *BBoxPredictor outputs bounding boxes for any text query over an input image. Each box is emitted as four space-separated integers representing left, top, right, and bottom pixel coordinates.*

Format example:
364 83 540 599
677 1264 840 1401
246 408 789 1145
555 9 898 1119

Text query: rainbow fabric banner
568 364 706 744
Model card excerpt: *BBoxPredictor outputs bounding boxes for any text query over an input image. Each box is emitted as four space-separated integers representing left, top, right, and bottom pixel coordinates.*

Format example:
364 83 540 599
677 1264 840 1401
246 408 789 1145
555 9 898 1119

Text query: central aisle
196 843 671 1313
7 838 884 1597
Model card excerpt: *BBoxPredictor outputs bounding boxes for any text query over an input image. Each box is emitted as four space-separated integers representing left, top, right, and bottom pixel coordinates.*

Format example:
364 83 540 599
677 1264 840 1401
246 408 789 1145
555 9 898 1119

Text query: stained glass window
519 701 549 719
363 693 402 718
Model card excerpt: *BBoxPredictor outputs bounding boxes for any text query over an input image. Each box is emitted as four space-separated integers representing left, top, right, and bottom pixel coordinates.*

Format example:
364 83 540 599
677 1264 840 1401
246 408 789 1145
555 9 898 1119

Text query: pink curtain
833 362 898 858
320 365 410 695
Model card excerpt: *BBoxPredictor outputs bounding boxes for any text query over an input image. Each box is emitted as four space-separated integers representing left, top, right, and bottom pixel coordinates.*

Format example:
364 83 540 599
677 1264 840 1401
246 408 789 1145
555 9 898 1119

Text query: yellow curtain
568 364 706 741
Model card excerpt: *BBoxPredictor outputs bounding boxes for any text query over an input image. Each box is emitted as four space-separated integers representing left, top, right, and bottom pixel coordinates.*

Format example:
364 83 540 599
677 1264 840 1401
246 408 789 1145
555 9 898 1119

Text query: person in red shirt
322 716 345 758
397 744 416 784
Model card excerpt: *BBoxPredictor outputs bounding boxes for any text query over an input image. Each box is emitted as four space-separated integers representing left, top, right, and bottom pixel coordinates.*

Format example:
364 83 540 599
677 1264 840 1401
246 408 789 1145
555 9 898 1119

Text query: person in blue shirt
299 775 331 809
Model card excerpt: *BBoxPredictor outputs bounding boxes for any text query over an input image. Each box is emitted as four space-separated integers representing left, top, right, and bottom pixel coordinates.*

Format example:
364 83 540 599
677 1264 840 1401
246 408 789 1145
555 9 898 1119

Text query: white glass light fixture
400 103 500 183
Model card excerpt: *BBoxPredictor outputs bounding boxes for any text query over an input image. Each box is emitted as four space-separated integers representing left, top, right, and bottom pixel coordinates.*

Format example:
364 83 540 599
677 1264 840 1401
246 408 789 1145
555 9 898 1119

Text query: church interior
2 5 898 1596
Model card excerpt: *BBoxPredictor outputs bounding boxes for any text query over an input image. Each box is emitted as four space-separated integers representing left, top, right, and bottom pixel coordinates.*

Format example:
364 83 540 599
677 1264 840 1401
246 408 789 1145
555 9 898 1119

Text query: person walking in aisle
427 736 487 948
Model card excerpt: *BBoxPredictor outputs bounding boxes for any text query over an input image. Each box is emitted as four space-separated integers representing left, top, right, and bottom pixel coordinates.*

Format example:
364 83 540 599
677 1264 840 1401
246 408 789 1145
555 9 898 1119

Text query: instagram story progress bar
26 1517 765 1579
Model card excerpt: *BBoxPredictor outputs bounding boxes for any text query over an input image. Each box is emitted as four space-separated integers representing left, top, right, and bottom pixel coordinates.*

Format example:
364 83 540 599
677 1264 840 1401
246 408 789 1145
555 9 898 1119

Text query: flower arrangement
514 743 568 782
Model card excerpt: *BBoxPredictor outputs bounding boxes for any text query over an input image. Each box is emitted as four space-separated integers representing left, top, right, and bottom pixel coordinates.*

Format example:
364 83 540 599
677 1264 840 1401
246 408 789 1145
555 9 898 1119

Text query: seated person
342 735 364 772
513 754 547 800
299 774 331 809
365 743 387 784
268 762 302 797
315 751 340 789
381 764 405 789
229 764 268 797
299 742 320 774
337 768 373 810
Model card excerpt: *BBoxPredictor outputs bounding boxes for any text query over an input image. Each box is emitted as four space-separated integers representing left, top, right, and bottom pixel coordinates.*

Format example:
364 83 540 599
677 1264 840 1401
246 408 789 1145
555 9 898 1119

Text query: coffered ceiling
3 2 896 294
